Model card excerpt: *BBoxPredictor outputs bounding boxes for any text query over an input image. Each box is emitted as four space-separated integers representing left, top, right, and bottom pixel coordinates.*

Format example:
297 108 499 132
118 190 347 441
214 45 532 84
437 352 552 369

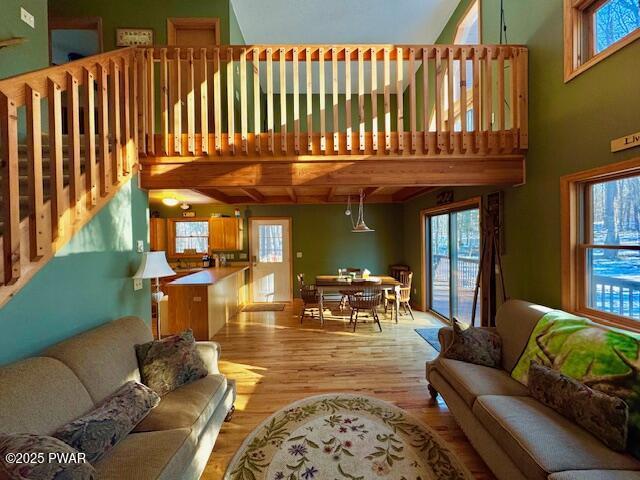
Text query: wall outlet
193 296 202 302
20 7 35 29
414 288 417 295
133 278 143 291
296 251 303 258
239 252 247 259
136 240 144 253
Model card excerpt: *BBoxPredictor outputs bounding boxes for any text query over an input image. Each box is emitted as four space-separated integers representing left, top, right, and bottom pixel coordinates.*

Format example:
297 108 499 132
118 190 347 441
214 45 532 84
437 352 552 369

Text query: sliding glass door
427 204 481 324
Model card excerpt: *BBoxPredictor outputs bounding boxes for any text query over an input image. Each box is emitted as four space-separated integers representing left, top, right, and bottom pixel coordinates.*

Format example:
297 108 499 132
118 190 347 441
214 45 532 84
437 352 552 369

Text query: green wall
404 0 640 310
0 0 49 80
0 177 151 365
151 201 405 296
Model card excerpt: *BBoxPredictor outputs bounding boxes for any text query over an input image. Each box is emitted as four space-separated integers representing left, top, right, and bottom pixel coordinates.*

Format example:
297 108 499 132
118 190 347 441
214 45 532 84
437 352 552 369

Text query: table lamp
134 251 175 337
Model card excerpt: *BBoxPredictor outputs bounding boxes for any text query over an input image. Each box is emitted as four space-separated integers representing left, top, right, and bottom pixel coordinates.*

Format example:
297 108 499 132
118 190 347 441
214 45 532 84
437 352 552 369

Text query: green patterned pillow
443 318 502 368
135 329 208 397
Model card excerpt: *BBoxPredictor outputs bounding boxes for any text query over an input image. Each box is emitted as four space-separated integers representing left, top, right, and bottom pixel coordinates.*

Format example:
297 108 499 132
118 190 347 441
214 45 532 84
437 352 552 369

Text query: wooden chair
339 267 363 310
300 284 322 324
348 287 383 332
385 272 414 320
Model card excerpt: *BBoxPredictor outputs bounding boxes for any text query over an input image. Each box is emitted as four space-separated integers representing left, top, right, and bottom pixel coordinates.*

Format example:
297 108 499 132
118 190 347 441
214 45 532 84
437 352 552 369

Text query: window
423 198 482 324
564 0 640 81
258 224 283 263
170 219 209 256
561 158 640 330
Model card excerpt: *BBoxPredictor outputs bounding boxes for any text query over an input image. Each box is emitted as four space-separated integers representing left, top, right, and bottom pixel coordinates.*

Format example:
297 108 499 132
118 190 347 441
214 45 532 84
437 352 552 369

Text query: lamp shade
134 251 175 279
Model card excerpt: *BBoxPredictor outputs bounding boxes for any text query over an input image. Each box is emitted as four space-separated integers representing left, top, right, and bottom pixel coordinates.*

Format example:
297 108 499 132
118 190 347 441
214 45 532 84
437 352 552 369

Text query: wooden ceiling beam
327 187 338 202
240 188 265 202
392 186 436 202
194 188 232 204
141 157 525 189
286 187 297 203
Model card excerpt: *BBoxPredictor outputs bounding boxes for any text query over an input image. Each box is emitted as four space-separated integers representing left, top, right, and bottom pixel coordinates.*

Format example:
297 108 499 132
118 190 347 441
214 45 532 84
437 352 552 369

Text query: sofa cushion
496 300 551 372
133 374 227 439
43 317 153 404
548 471 640 480
428 358 528 407
443 320 502 368
473 395 640 480
54 381 160 463
94 429 194 480
0 357 94 436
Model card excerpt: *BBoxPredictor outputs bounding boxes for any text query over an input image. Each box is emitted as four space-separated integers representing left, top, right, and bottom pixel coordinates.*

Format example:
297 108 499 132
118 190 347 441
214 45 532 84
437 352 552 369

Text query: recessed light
162 197 179 207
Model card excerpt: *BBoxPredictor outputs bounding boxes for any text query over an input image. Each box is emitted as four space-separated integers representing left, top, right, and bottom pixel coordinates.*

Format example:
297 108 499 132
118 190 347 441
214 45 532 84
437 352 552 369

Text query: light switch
137 240 144 253
20 7 35 28
193 296 202 302
133 278 143 291
296 251 303 258
239 253 248 259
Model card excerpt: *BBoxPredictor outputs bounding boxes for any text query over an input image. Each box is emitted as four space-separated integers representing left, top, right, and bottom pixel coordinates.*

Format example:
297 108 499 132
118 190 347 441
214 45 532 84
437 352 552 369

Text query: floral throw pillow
0 433 96 480
135 329 208 397
53 381 160 464
443 318 502 368
528 361 629 451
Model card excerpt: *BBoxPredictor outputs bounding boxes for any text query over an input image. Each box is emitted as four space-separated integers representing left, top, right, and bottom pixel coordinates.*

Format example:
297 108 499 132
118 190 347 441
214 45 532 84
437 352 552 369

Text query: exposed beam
363 187 382 198
241 188 265 202
194 188 232 204
327 187 338 202
141 157 525 189
392 186 436 202
286 187 297 203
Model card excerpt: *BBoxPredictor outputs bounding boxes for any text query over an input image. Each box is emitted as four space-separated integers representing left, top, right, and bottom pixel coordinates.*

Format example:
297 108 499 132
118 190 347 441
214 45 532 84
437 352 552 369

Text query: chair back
399 271 413 287
300 284 319 303
399 286 412 303
348 287 382 309
297 273 305 288
390 264 410 280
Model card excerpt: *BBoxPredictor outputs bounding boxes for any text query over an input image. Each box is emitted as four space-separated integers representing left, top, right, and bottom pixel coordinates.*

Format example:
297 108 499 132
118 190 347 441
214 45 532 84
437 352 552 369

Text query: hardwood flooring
203 301 495 479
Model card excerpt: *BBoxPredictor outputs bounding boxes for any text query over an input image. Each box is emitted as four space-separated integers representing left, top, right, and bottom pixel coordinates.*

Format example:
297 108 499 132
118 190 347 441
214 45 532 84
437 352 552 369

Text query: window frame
561 156 640 331
420 196 483 321
564 0 640 82
167 217 211 258
454 0 482 45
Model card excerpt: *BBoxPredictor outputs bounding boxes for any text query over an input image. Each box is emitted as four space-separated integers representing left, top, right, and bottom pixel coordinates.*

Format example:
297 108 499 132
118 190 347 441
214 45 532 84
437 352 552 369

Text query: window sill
572 307 640 333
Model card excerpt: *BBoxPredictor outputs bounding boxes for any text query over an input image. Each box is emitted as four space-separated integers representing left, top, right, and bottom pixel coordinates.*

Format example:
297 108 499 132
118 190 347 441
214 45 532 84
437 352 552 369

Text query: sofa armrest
438 326 454 352
196 341 221 374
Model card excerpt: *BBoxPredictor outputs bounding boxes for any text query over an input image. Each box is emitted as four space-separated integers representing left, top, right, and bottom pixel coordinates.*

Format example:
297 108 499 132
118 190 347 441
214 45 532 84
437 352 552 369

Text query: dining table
315 275 402 324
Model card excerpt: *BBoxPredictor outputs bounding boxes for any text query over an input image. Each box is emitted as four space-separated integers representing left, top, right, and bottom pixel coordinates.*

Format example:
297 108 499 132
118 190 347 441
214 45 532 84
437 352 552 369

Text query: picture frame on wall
116 28 154 47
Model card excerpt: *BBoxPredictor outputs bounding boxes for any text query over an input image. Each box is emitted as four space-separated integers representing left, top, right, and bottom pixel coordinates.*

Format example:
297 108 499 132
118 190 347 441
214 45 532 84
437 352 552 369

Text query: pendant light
351 189 374 233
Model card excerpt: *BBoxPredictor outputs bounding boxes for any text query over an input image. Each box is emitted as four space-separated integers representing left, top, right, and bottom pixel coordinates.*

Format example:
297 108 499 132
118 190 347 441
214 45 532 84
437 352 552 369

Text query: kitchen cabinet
150 218 167 251
210 217 242 251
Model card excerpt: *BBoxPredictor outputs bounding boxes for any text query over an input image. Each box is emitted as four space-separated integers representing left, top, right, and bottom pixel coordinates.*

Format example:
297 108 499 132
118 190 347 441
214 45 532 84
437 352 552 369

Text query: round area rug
224 393 473 480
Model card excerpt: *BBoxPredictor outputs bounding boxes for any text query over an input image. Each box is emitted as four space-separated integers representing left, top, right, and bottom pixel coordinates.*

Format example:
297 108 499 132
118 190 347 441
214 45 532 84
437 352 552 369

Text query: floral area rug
224 394 472 480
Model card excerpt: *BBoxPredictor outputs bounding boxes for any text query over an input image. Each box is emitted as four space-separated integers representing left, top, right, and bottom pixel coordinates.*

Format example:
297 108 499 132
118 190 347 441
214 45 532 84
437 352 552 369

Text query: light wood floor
203 301 495 479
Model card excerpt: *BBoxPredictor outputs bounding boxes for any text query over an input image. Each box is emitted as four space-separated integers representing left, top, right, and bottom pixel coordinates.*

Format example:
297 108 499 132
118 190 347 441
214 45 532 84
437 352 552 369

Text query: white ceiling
230 0 458 45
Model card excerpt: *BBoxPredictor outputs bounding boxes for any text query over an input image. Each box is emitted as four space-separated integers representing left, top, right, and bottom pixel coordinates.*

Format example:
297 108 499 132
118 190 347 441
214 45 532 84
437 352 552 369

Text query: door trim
420 196 482 314
167 17 221 45
248 217 294 303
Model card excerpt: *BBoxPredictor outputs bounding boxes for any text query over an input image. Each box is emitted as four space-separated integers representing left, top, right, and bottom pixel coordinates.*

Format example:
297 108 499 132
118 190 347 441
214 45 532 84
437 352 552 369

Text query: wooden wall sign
436 190 454 205
116 28 153 47
182 211 196 218
611 131 640 153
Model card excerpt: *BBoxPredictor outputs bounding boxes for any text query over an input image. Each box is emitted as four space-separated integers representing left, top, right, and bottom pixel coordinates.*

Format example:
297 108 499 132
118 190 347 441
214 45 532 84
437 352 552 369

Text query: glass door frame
421 196 483 321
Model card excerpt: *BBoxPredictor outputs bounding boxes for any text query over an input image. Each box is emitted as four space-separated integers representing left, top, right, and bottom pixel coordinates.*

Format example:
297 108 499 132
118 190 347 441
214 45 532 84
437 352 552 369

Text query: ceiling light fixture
180 203 191 210
162 197 179 207
346 189 374 233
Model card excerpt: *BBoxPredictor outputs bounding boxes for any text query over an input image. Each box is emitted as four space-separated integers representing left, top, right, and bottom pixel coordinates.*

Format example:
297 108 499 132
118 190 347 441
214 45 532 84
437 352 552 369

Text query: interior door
250 218 292 303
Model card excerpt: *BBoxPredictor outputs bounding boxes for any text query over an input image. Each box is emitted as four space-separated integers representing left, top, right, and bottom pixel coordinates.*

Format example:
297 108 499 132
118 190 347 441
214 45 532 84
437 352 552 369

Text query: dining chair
385 272 414 320
300 284 322 324
348 287 383 332
338 267 364 310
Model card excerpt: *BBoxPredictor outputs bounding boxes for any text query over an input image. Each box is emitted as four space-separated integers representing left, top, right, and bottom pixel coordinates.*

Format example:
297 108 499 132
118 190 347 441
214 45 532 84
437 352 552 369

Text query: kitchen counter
169 265 249 286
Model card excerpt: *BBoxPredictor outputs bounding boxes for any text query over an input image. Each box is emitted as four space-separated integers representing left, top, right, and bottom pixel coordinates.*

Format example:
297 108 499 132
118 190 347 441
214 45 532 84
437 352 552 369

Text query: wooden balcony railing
0 48 139 300
139 44 528 158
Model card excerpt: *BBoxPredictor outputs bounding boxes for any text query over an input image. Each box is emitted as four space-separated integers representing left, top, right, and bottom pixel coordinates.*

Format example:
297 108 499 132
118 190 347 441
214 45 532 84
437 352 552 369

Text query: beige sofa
426 299 640 480
0 316 236 480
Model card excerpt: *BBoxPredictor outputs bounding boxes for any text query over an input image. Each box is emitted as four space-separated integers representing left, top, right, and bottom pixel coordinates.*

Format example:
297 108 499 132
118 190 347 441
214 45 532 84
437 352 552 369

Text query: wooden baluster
435 48 444 152
472 47 481 153
383 47 391 152
67 73 83 216
82 69 97 208
498 47 505 151
422 48 430 153
47 80 65 237
460 48 469 153
146 49 155 155
227 48 235 155
397 47 404 153
96 65 110 195
293 47 300 154
409 48 416 152
371 47 378 152
447 48 455 154
358 47 365 152
484 47 493 154
140 51 148 155
319 47 325 152
253 47 261 154
200 48 210 155
345 47 352 152
161 48 169 154
0 93 19 284
332 47 339 152
213 48 221 153
306 47 313 153
279 47 287 153
25 86 45 260
109 60 122 183
187 48 196 154
121 57 131 172
267 47 274 153
510 48 519 149
173 48 182 155
132 52 139 157
240 48 248 154
518 48 528 149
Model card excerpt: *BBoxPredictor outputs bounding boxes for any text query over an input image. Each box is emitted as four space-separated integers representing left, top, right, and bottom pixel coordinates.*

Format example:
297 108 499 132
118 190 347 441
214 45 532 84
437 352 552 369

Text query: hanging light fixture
350 189 374 233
